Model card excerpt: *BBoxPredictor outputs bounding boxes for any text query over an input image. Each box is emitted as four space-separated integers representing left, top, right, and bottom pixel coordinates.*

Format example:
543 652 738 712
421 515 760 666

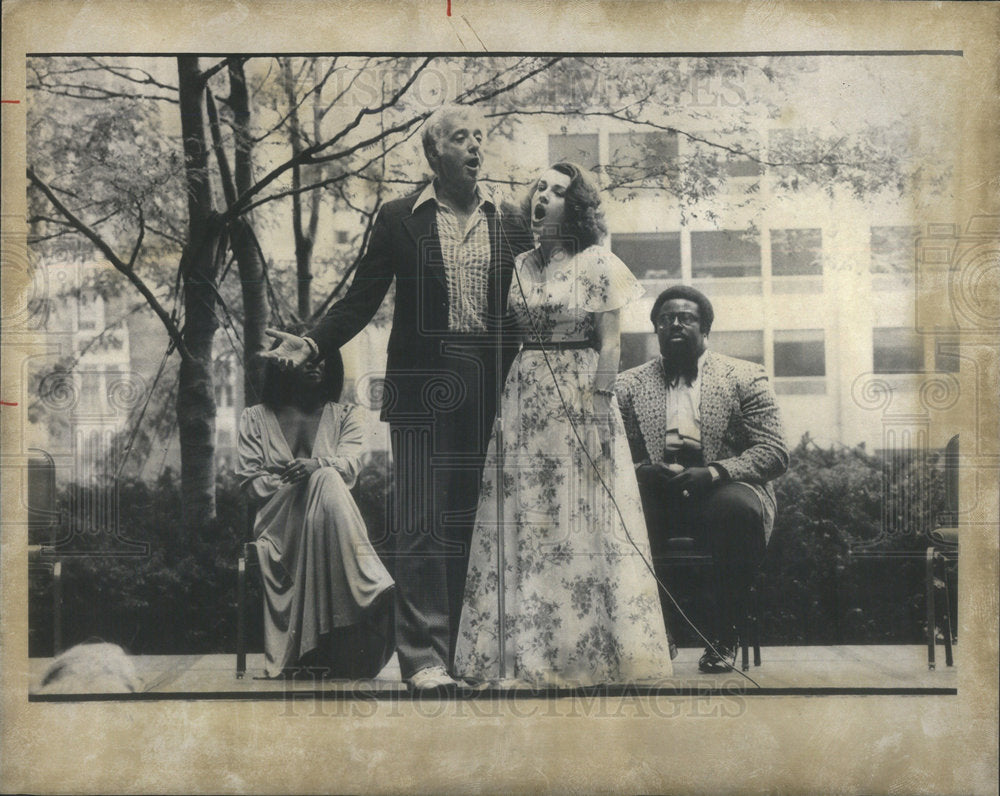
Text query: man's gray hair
421 103 485 163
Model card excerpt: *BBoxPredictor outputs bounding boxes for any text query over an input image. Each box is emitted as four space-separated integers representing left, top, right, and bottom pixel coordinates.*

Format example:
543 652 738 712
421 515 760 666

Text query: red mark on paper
1 100 21 104
447 0 451 16
0 401 18 406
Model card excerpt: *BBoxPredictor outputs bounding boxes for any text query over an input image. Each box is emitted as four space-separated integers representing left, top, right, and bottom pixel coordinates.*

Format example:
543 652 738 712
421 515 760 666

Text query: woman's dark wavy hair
520 161 608 252
259 335 345 409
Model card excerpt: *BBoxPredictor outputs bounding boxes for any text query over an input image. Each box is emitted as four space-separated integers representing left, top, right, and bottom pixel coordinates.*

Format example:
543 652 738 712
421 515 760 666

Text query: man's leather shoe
698 641 737 673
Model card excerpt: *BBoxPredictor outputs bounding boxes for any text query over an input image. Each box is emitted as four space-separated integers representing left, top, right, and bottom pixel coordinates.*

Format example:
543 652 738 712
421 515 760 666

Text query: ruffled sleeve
576 246 645 313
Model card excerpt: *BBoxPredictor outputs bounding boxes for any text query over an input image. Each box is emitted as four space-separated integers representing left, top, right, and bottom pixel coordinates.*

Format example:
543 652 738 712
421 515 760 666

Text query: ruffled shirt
660 351 708 453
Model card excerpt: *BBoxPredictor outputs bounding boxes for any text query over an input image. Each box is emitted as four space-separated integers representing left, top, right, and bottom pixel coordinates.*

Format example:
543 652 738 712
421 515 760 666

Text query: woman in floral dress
453 162 674 687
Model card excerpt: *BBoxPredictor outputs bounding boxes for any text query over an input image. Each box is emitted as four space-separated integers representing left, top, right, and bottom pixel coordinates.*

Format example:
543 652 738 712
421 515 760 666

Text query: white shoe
407 665 458 692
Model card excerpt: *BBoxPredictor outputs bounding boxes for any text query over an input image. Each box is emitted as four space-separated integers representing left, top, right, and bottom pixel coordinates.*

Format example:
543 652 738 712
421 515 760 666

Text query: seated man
616 286 789 672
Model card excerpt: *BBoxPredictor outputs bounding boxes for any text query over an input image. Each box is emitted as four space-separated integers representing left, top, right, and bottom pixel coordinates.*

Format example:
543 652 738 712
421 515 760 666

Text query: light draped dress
454 245 674 687
237 401 394 678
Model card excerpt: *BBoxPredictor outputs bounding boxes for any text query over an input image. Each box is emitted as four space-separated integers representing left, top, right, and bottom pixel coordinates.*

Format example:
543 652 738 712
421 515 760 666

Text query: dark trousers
638 478 766 643
387 341 498 678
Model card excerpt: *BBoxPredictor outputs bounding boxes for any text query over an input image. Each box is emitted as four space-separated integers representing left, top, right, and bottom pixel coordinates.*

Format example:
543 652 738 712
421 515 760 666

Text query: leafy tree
26 55 949 527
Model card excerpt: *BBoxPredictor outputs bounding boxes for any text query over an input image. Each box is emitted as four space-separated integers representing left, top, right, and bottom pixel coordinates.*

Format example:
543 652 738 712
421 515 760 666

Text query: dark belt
520 339 595 352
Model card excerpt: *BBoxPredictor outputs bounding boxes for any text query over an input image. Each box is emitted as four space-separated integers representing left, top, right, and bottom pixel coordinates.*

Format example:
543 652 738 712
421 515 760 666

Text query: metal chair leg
740 617 750 672
940 555 954 667
52 560 63 656
236 550 247 678
925 547 936 670
739 579 761 671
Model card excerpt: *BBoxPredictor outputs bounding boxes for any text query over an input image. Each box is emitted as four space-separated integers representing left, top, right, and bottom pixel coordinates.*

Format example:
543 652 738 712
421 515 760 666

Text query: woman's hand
280 458 322 484
592 391 614 456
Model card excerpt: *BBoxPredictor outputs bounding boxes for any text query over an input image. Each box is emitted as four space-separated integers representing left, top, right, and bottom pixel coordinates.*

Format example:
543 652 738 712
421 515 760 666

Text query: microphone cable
497 220 761 689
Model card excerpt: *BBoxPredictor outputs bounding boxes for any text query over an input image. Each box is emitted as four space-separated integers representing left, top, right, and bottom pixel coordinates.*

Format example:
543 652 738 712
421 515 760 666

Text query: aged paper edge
2 1 998 793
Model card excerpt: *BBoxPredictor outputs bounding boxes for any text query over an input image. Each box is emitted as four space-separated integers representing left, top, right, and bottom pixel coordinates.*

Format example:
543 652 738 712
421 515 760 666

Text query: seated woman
237 349 394 679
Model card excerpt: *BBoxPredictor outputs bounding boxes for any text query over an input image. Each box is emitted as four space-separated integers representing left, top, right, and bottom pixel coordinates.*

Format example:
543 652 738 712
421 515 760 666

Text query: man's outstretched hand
259 329 312 370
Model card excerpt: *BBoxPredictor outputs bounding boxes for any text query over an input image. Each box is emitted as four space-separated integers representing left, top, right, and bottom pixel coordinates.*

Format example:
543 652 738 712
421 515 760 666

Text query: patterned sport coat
615 351 789 542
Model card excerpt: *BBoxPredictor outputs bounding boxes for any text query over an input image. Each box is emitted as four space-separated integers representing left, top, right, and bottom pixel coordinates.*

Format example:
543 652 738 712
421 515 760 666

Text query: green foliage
761 436 950 644
29 460 394 656
30 437 954 656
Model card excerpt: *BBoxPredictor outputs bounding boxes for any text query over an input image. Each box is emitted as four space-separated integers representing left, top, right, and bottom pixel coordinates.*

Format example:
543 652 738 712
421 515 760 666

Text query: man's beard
661 339 701 386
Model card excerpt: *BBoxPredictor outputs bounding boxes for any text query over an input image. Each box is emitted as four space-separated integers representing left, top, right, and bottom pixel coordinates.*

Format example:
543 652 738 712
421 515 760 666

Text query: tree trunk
228 59 268 404
281 58 313 321
176 56 220 526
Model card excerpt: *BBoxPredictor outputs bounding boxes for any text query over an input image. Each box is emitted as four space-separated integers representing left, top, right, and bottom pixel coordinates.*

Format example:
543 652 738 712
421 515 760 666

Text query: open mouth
533 204 547 222
465 157 480 170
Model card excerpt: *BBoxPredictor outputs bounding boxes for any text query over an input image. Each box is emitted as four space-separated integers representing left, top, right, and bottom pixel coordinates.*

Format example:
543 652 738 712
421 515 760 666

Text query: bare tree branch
489 105 856 169
198 56 244 88
28 166 192 361
126 203 145 270
146 224 186 246
461 56 563 105
227 57 435 217
246 57 339 145
25 82 180 104
85 57 179 93
205 87 238 208
237 120 424 215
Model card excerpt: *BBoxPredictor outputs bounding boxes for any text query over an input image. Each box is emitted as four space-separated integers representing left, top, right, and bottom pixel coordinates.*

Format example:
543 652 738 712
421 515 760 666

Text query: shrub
29 458 394 657
763 436 950 644
29 436 953 655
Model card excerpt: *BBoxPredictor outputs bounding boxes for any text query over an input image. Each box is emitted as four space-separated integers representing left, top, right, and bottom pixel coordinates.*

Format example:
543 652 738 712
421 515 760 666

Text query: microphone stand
493 208 507 683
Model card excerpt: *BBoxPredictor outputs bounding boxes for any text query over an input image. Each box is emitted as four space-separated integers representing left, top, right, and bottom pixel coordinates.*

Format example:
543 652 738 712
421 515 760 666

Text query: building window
335 230 349 245
871 226 920 274
214 383 235 408
771 228 823 276
774 329 825 377
620 332 658 372
873 327 924 373
610 232 681 280
607 131 678 182
691 230 760 278
691 133 763 180
710 331 764 365
77 292 99 331
723 155 764 178
548 133 599 171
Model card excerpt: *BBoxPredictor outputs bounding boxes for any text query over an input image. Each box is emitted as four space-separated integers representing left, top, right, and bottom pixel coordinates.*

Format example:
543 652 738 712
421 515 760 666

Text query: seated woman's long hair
259 338 345 410
520 160 608 254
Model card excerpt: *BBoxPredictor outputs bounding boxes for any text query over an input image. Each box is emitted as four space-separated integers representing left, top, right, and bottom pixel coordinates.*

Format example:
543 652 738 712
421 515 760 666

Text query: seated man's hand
636 462 682 488
259 329 313 370
668 466 714 498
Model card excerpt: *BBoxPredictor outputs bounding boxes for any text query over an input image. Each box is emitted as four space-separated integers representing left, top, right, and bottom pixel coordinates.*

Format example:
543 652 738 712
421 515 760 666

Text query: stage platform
28 645 957 700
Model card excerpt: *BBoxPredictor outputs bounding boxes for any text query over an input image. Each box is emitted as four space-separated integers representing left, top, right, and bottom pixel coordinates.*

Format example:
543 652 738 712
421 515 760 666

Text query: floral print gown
453 245 674 686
